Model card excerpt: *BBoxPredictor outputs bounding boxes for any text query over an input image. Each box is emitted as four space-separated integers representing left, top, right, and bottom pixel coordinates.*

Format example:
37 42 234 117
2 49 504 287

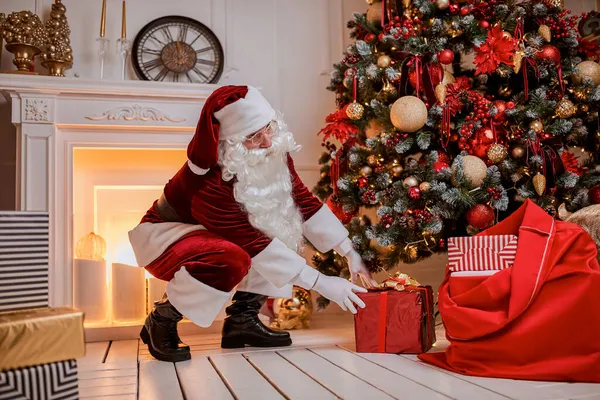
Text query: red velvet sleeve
287 154 323 221
190 170 271 258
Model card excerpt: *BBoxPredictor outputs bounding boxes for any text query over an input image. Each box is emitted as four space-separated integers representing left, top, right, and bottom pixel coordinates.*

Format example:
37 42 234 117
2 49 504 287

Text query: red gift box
354 285 436 354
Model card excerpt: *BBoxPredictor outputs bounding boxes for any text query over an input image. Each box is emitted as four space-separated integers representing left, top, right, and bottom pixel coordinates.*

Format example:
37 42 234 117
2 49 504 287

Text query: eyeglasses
247 120 276 145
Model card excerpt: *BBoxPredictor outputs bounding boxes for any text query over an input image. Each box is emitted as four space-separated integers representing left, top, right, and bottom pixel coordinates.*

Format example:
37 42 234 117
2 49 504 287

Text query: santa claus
128 85 372 362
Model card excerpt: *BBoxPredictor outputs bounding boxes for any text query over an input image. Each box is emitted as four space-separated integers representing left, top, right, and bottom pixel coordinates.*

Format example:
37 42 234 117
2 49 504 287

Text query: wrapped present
354 274 436 354
0 211 49 312
0 307 85 371
0 359 79 400
448 234 518 273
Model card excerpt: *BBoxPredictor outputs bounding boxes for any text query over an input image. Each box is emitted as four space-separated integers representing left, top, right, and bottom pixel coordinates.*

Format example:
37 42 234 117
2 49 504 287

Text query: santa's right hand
313 274 367 314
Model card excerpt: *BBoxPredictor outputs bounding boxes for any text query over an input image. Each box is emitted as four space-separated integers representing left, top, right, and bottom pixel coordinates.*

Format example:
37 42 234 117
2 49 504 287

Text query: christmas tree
311 0 600 298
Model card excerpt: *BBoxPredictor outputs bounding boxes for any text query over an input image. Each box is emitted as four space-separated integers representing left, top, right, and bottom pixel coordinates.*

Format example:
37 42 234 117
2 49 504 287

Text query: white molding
85 104 186 123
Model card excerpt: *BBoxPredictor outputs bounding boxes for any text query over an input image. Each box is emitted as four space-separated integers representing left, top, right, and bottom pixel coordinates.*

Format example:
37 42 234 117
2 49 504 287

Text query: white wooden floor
77 318 600 400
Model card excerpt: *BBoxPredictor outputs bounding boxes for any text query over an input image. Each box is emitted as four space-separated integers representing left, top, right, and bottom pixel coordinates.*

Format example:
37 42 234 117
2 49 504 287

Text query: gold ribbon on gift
0 307 85 371
361 272 421 292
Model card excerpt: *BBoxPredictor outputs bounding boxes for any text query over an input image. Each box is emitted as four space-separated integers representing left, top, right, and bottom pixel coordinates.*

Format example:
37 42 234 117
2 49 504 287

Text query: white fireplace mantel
1 74 221 307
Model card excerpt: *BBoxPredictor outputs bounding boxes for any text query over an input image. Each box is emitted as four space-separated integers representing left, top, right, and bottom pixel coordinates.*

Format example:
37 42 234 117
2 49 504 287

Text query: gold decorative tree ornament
42 0 73 76
0 10 46 73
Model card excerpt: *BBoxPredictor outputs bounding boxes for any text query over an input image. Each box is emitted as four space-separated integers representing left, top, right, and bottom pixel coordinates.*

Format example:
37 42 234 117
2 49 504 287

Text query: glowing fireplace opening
72 147 186 328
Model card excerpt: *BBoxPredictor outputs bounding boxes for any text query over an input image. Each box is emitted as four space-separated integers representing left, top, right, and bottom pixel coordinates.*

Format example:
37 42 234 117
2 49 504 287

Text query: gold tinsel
346 101 365 120
538 25 551 42
555 98 577 118
533 173 547 196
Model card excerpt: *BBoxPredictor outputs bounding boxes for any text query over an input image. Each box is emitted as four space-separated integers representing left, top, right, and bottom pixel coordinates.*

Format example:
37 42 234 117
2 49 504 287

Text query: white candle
111 263 146 324
73 259 108 325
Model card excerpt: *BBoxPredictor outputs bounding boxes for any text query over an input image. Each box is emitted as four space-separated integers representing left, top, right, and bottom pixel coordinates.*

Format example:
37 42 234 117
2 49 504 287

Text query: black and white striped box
0 211 49 312
0 359 78 400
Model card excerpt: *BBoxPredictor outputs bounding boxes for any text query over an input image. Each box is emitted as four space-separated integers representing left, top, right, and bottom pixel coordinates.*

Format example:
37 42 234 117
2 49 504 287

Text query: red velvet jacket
141 154 323 258
419 200 600 382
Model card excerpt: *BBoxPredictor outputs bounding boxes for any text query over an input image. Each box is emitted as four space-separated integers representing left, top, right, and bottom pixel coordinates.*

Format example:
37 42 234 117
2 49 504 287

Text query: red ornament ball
479 20 490 29
326 196 356 224
438 238 446 249
409 64 443 90
535 45 561 65
466 204 495 230
589 184 600 204
408 187 421 200
433 161 450 173
437 152 451 164
493 100 507 122
365 33 376 43
506 101 515 109
471 142 491 159
378 33 385 41
358 177 369 188
439 49 455 65
449 3 459 13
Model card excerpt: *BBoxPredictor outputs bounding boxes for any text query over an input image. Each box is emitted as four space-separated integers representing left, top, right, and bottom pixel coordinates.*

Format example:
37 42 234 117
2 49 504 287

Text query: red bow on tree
318 105 359 144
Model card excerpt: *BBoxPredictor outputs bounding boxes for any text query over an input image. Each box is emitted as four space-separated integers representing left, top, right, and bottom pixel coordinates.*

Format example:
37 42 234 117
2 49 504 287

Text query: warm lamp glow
75 232 107 261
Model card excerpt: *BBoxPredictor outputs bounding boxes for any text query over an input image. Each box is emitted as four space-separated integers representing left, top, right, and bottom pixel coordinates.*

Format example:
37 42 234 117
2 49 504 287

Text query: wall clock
132 16 224 83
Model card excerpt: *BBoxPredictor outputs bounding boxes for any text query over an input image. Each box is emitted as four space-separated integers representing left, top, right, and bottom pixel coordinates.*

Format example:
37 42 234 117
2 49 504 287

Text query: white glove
346 249 377 287
291 265 367 314
313 274 367 314
334 238 376 287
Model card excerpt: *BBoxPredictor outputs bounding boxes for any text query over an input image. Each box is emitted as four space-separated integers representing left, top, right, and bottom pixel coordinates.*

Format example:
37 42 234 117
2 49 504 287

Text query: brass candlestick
0 11 46 74
41 0 73 77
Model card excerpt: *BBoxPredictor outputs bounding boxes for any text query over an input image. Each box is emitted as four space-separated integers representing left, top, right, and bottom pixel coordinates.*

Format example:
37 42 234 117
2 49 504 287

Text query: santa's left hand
346 249 376 287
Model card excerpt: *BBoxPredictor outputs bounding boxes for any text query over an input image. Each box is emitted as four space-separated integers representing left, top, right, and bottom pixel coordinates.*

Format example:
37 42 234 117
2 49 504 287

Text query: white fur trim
302 205 349 253
128 222 205 267
187 159 210 175
236 268 293 298
214 86 276 140
333 238 353 256
250 238 307 288
291 265 320 290
166 266 233 327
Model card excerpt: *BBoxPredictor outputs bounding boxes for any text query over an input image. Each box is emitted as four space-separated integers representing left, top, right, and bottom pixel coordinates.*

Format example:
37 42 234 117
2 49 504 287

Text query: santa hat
187 85 276 175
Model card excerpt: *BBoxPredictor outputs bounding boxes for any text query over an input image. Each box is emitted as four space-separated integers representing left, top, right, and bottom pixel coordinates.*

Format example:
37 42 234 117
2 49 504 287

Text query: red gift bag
354 285 435 354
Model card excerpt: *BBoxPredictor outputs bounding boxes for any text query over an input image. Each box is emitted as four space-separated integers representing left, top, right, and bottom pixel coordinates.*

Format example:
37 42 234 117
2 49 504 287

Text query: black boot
140 296 191 362
221 291 292 349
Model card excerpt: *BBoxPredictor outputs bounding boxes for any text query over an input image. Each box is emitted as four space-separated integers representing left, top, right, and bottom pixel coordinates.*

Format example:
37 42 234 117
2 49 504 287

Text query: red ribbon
378 291 388 352
352 73 358 102
522 58 539 101
392 50 438 104
558 65 565 94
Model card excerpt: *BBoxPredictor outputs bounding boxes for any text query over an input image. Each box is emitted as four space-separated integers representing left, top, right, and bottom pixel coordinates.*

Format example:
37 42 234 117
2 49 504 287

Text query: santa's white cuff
166 266 233 327
236 267 293 298
251 238 307 288
333 237 354 256
291 265 320 290
303 205 349 253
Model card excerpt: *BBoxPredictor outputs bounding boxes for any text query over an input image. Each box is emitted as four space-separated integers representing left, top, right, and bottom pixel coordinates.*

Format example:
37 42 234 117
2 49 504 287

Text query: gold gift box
0 307 85 371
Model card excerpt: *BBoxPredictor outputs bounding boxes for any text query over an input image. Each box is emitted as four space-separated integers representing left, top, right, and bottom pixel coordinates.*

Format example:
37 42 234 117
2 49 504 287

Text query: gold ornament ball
572 61 600 86
366 3 382 23
272 287 313 330
390 165 404 177
390 96 428 132
460 155 488 187
502 31 513 40
377 54 391 68
346 101 365 120
487 144 508 163
529 120 544 132
360 165 373 176
511 146 526 159
367 155 378 166
436 0 450 9
403 176 419 187
419 181 431 192
555 98 577 118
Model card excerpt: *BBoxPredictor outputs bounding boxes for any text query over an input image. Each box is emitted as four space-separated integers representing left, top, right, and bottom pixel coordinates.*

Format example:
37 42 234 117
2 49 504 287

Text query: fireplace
0 75 218 338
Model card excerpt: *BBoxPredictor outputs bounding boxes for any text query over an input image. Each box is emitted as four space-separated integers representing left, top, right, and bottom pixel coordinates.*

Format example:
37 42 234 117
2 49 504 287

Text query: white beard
218 124 304 251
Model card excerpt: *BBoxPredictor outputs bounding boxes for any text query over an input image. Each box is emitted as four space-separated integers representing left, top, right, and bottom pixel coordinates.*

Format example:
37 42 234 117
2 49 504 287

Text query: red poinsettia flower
561 151 586 176
318 105 360 144
474 24 517 75
445 77 472 115
578 38 600 61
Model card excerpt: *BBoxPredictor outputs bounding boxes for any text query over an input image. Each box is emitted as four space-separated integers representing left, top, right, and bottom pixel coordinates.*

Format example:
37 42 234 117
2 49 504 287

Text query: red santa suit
419 200 600 383
128 86 350 327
